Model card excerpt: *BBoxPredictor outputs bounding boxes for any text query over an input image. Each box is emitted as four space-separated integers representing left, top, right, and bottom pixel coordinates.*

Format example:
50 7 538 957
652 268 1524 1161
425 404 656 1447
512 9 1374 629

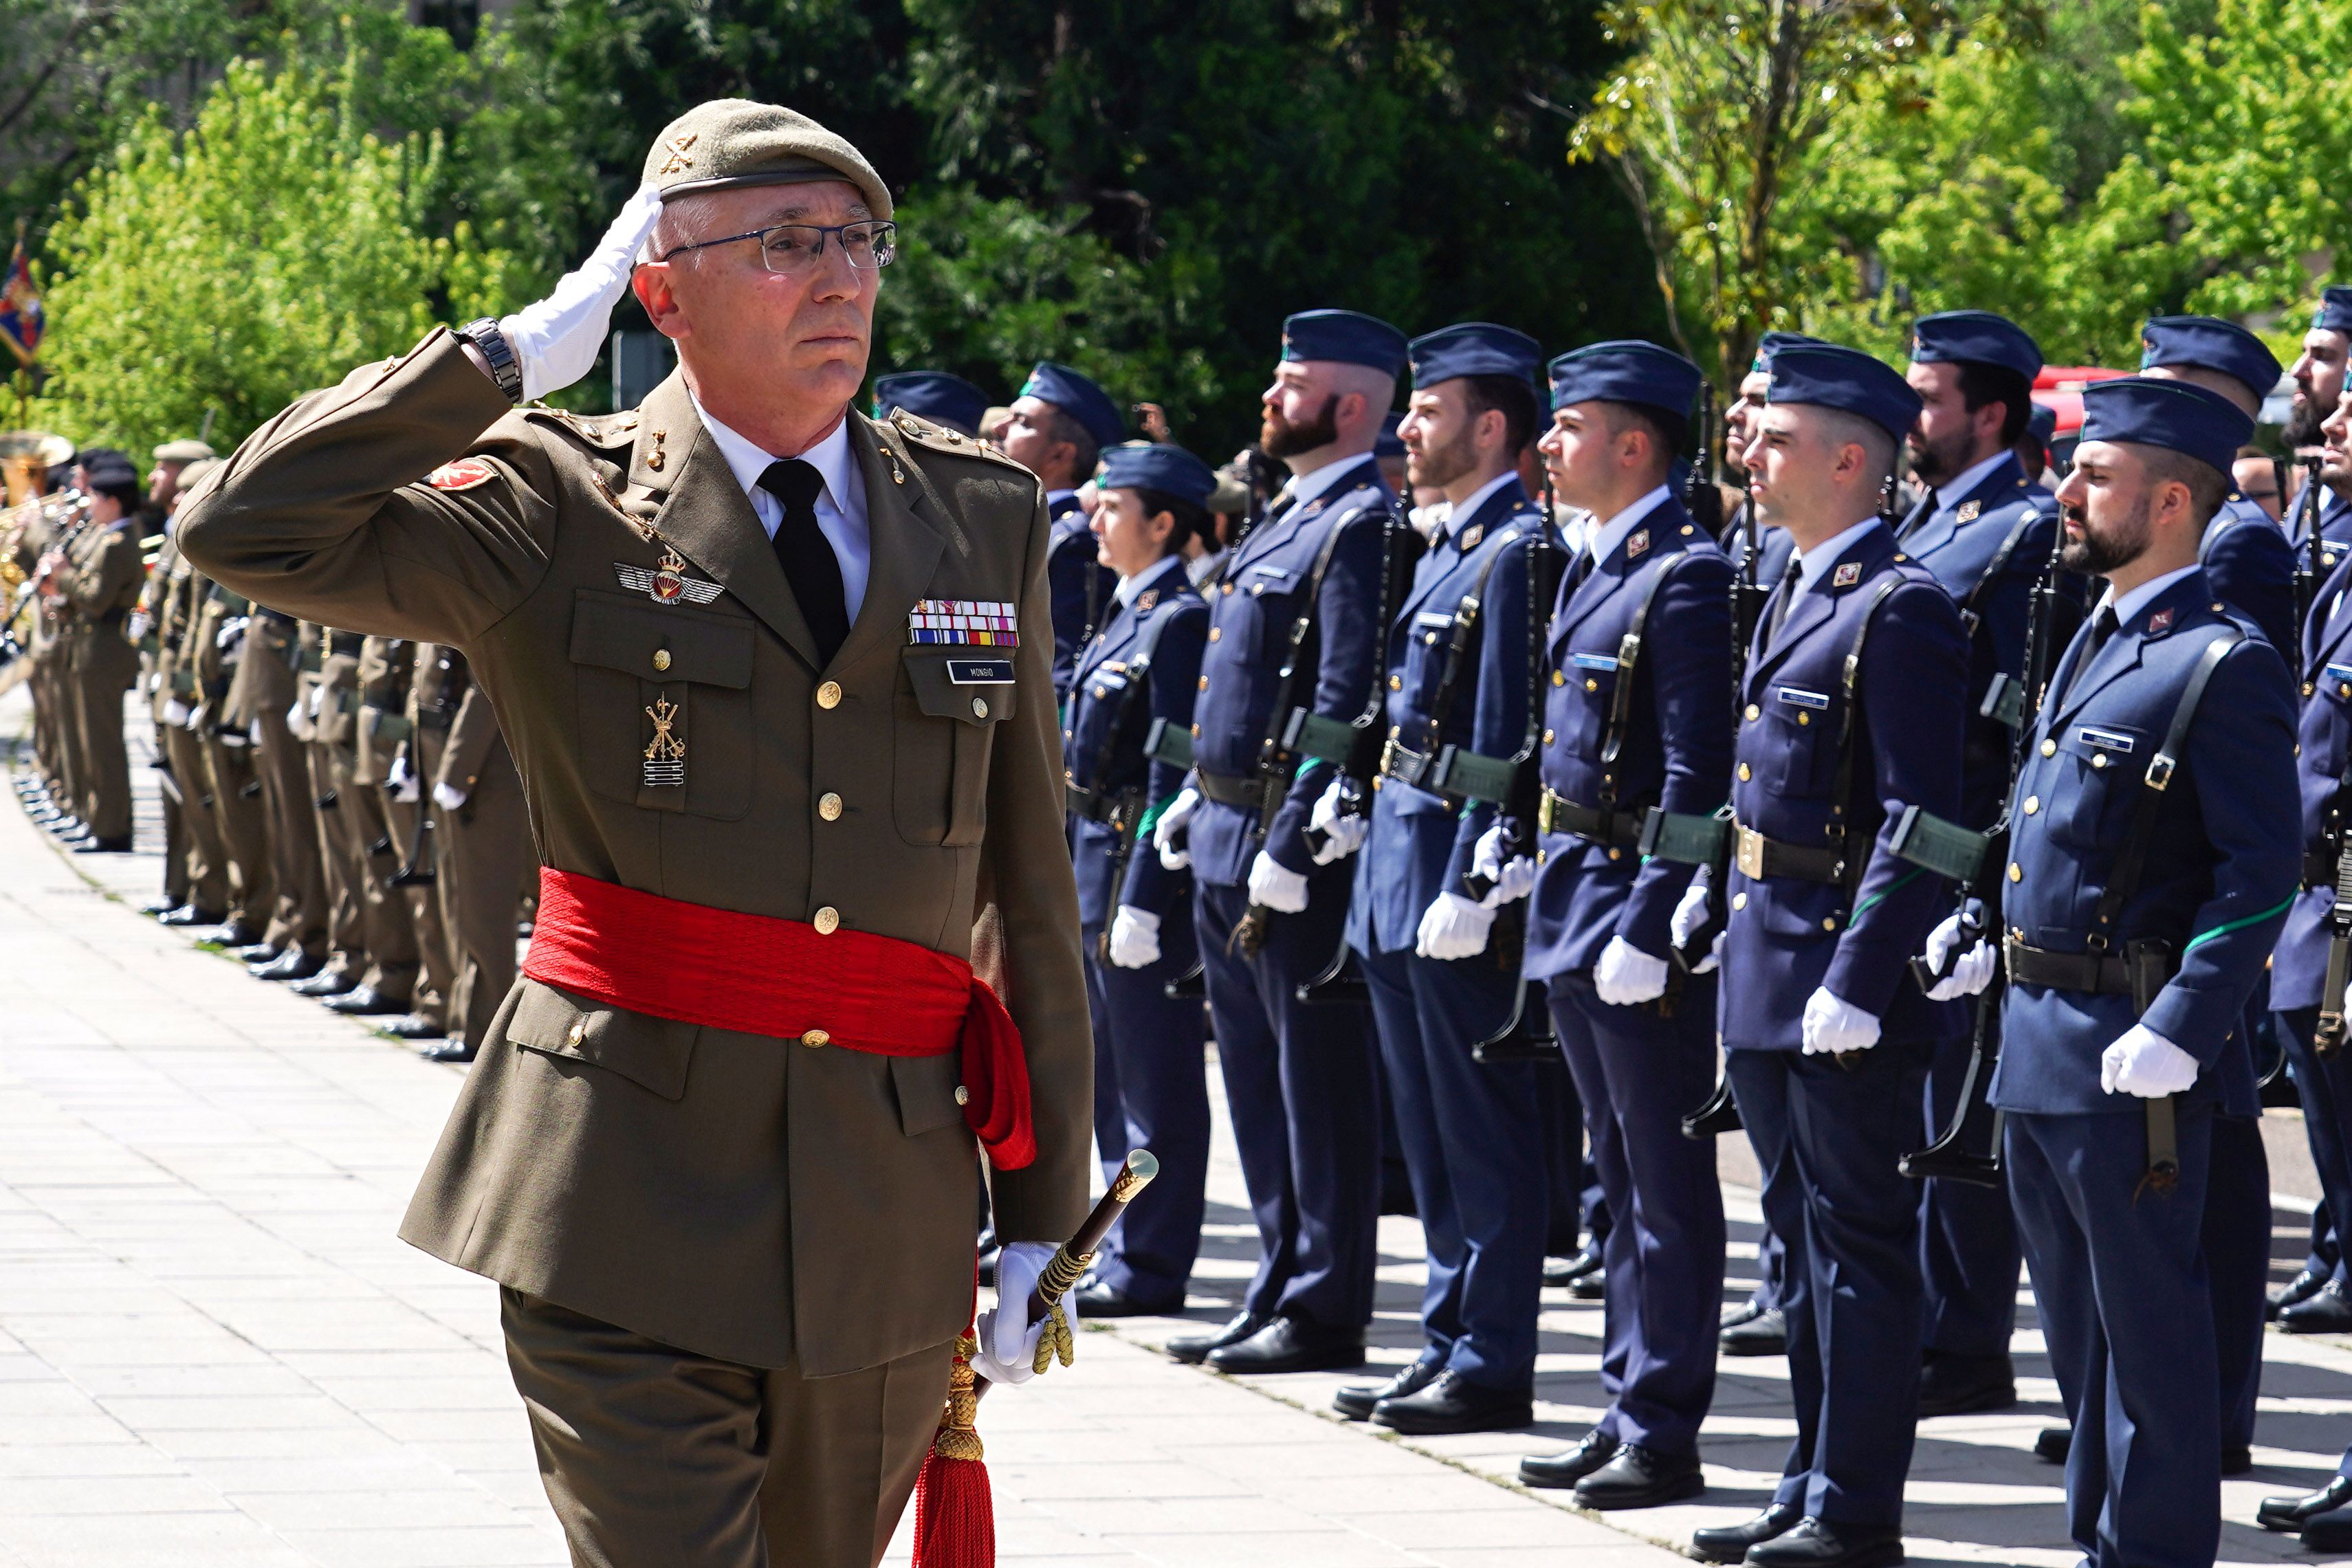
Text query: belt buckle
1735 824 1766 880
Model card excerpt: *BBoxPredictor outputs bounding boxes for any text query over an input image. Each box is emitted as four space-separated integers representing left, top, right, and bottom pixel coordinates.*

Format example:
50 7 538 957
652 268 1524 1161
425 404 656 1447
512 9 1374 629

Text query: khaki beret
642 99 890 221
1209 465 1251 516
153 439 215 464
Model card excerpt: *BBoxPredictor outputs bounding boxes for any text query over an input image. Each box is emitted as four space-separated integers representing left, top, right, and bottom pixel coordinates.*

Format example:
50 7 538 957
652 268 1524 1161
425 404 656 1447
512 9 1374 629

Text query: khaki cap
642 99 891 221
153 439 215 464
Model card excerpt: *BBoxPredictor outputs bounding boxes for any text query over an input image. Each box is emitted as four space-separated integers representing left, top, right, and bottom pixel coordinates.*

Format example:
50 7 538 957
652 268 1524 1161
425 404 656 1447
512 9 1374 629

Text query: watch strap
461 318 523 404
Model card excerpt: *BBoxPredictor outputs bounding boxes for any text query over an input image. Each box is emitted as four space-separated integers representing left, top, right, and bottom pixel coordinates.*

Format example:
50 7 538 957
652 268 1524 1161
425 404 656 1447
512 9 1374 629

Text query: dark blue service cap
1547 340 1702 419
76 448 137 490
1408 323 1542 389
2027 403 2057 444
2137 316 2280 404
1751 331 1825 373
1909 309 2043 382
2076 375 2254 477
1097 442 1218 509
1018 361 1125 448
1377 409 1407 459
1282 309 1409 378
873 371 989 437
1766 344 1924 441
2316 287 2352 335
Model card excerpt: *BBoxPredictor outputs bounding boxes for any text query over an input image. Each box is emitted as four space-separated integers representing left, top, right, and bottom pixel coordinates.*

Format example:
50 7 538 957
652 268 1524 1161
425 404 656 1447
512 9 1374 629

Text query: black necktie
758 459 849 667
2062 606 2120 706
1763 554 1803 645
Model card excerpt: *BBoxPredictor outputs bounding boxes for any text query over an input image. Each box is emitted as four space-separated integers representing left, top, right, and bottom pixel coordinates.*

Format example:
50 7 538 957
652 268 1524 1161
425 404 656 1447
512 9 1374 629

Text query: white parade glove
1921 912 1997 1001
2101 1024 2200 1098
432 781 468 813
1248 851 1310 913
247 720 265 745
1592 936 1670 1006
1471 822 1536 907
1415 892 1495 960
1801 987 1882 1055
1310 777 1370 862
1107 905 1161 969
499 185 664 400
1154 786 1198 870
306 685 325 717
971 1240 1072 1387
162 699 190 726
1669 876 1722 973
387 752 421 805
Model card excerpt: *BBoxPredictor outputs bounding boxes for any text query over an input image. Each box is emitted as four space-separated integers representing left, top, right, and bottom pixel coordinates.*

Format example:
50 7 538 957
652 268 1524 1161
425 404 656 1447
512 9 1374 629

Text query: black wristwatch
459 318 523 404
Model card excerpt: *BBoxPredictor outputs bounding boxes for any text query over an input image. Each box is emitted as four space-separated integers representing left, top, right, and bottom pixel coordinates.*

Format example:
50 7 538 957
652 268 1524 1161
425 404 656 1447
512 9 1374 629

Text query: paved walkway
2 681 2349 1566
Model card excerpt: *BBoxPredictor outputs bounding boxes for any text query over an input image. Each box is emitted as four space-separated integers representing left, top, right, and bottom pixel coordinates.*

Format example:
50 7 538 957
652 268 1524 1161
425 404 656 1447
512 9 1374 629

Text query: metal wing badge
615 546 724 606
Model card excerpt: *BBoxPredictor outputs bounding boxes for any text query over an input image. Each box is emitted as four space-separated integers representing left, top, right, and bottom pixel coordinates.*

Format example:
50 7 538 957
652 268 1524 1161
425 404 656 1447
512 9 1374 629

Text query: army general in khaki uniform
178 100 1091 1567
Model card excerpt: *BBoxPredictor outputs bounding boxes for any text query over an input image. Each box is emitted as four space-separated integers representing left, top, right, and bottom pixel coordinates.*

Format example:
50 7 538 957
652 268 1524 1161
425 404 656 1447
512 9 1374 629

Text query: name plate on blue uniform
1571 653 1620 672
2076 726 2135 753
2326 662 2352 685
1775 686 1830 711
946 659 1015 685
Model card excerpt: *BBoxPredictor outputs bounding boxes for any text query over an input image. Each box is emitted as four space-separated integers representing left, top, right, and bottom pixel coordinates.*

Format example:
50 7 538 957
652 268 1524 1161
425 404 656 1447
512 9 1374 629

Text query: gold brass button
1745 704 1760 721
1389 675 1403 691
2041 738 2056 757
1222 582 1235 595
1552 671 1565 687
1738 762 1752 782
813 907 840 935
1207 626 1222 642
1732 892 1748 910
817 792 842 821
2091 753 2107 769
954 1085 971 1106
1823 917 1837 931
2307 682 2318 698
1092 686 1107 699
801 1029 830 1048
1585 678 1598 692
1199 676 1210 692
1190 722 1200 738
1542 729 1554 745
1607 848 1622 861
1796 712 1808 726
817 681 842 709
566 1020 586 1046
972 698 989 718
2023 796 2039 815
2008 863 2022 883
652 648 672 672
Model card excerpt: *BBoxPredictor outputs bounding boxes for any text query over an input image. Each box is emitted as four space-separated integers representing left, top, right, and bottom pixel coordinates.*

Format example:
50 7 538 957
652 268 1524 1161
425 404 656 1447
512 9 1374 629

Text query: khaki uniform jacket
178 328 1091 1376
224 610 300 733
58 522 144 686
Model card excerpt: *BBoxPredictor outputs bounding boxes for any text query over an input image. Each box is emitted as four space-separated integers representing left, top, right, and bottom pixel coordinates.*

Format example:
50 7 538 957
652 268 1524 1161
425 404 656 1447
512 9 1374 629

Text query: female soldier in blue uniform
1066 443 1216 1316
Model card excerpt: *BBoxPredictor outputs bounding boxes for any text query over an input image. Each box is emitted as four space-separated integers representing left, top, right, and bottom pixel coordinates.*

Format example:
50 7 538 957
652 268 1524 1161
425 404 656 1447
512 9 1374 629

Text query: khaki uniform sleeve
177 328 561 648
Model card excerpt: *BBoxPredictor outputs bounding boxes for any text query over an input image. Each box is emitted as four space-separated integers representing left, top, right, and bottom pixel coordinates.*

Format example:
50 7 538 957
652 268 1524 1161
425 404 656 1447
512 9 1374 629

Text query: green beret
642 99 891 221
153 439 215 464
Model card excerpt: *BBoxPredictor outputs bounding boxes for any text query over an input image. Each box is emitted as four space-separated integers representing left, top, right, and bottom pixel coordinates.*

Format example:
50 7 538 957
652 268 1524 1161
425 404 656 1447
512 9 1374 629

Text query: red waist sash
522 868 1035 1169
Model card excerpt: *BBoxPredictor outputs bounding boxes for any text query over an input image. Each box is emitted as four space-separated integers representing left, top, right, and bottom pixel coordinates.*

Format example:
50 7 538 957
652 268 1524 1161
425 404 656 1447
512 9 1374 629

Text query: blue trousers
1727 1043 1931 1530
2280 1007 2352 1285
1081 906 1209 1308
1550 971 1725 1457
1920 1021 2020 1358
1359 938 1544 1390
2007 1105 2219 1568
1195 876 1381 1329
2206 1112 2269 1454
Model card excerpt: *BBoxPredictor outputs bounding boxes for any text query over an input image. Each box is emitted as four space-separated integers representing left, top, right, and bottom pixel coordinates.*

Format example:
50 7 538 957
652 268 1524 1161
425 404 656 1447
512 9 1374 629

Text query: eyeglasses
657 221 897 275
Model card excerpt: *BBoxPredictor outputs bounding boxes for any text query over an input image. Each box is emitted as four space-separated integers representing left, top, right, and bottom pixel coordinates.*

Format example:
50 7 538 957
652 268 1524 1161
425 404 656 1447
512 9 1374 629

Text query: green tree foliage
34 54 506 454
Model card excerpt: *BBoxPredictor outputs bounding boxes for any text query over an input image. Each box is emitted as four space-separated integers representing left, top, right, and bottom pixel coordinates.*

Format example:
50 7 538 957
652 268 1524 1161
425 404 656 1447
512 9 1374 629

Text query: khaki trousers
160 718 228 914
500 1290 952 1568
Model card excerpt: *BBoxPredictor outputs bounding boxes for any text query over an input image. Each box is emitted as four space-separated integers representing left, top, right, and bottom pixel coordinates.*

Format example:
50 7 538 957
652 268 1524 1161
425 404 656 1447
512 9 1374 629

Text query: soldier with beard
998 362 1123 701
2288 288 2352 560
1152 310 1401 1373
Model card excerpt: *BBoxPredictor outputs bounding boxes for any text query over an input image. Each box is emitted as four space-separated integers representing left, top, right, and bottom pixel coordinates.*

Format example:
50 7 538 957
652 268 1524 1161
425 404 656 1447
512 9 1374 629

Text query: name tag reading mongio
946 659 1015 685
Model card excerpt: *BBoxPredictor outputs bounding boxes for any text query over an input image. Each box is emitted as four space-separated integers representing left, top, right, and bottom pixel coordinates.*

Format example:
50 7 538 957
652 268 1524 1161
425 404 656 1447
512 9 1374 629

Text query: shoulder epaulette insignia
425 458 496 492
1956 500 1981 522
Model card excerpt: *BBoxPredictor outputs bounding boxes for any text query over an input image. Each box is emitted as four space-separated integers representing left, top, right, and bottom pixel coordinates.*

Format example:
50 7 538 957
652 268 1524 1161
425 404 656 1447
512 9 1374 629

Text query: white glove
1107 905 1161 969
247 720 265 745
1154 786 1198 871
386 752 421 805
1801 987 1882 1055
1415 892 1495 960
499 185 664 400
2101 1024 2200 1097
971 1241 1063 1387
1309 777 1370 862
1248 851 1310 913
1471 822 1535 907
1593 936 1670 1006
432 781 468 813
1922 912 1997 1001
162 699 190 726
306 685 325 717
1669 877 1722 973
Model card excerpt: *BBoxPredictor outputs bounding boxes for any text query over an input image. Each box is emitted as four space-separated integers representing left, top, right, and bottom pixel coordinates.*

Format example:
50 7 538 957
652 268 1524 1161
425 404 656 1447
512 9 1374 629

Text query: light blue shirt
692 398 872 621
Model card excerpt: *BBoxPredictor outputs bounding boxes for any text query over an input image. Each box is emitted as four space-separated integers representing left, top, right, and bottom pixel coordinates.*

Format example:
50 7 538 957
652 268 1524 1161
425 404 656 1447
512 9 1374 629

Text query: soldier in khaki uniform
293 623 377 997
49 450 146 853
179 100 1090 1567
358 634 453 1033
225 601 330 974
142 524 232 919
189 579 275 942
415 644 533 1061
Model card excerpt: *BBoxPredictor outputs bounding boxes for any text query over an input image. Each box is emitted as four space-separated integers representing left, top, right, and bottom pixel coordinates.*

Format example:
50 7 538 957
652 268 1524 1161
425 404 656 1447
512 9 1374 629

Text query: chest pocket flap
570 592 754 687
903 653 1019 725
506 978 699 1101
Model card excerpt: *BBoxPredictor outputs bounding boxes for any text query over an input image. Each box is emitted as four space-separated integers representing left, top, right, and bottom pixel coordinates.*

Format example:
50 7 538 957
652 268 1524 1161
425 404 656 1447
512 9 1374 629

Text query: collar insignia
1304 497 1327 516
1955 500 1981 523
1626 529 1649 560
2148 607 2175 633
1833 561 1862 588
1136 589 1159 612
1460 522 1485 551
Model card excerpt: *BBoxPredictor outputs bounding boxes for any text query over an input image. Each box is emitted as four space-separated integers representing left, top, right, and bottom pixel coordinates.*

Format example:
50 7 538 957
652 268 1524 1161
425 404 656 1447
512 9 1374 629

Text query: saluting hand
498 185 665 400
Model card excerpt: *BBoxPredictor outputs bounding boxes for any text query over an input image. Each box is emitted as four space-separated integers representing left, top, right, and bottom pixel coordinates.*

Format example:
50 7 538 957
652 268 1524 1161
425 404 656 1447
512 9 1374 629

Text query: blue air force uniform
1897 310 2058 1389
1524 342 1733 1470
1991 378 2298 1568
872 371 989 439
1063 446 1214 1311
1183 309 1403 1357
1343 323 1552 1420
1719 345 1969 1543
1018 362 1124 700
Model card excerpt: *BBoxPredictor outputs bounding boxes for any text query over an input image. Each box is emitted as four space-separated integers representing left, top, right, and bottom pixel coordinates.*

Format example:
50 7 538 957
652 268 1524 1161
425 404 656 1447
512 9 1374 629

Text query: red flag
0 241 42 368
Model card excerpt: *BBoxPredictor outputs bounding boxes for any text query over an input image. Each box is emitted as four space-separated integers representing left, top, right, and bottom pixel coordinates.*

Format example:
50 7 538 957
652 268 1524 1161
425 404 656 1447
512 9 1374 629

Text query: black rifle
1684 382 1724 540
2296 452 2327 637
1893 524 2077 1185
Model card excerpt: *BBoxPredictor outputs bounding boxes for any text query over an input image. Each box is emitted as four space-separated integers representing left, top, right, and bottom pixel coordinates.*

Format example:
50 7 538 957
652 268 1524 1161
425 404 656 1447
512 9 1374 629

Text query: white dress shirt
691 396 872 621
